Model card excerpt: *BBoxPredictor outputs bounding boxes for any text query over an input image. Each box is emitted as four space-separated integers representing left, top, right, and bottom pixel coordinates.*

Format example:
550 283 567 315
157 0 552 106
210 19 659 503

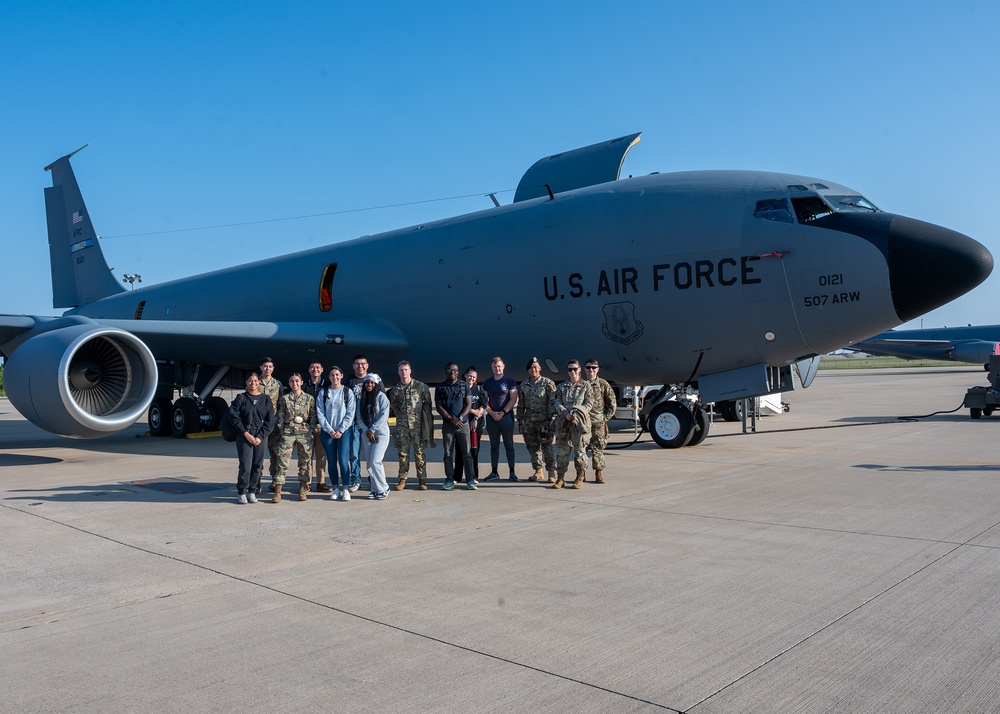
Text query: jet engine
4 324 158 438
952 341 1000 366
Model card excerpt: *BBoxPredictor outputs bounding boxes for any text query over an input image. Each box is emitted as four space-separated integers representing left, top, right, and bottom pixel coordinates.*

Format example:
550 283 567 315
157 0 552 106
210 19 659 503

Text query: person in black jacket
229 373 275 504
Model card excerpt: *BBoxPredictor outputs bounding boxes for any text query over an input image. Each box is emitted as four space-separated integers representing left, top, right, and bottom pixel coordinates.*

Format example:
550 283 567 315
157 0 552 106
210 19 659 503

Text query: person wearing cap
516 357 557 483
346 355 376 493
552 360 593 489
357 373 391 499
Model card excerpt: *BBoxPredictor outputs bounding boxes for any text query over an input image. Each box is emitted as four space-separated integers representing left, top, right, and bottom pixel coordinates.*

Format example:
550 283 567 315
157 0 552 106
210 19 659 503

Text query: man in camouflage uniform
389 361 434 491
516 357 557 483
583 359 617 484
552 360 593 489
259 357 283 485
272 373 317 502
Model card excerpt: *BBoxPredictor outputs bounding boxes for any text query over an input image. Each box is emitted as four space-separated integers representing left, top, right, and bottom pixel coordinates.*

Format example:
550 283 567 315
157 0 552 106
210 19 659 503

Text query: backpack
221 396 242 442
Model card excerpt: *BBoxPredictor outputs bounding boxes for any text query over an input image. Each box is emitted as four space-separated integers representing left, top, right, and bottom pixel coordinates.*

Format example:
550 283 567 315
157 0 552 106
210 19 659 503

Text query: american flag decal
72 211 83 224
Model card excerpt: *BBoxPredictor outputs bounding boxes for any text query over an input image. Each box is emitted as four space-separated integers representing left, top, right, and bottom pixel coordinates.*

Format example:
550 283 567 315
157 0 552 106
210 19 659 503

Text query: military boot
552 472 565 489
298 483 309 501
272 485 282 503
394 478 407 491
595 469 605 484
418 478 428 491
547 469 557 483
529 468 543 482
572 467 585 489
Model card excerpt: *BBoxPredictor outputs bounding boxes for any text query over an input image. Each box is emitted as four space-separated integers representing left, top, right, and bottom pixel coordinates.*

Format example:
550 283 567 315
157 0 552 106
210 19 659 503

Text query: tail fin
44 146 126 308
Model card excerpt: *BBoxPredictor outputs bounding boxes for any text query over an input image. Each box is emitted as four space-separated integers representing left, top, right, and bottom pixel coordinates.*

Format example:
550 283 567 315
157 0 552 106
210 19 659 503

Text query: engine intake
4 324 157 438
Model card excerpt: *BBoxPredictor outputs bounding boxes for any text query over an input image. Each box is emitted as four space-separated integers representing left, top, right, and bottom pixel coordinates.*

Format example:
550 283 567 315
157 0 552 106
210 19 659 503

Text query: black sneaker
366 492 378 500
509 473 519 481
375 491 388 500
484 473 500 482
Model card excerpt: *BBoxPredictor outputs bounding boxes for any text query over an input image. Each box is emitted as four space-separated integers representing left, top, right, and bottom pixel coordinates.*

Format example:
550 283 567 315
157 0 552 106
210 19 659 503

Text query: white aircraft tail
44 146 126 308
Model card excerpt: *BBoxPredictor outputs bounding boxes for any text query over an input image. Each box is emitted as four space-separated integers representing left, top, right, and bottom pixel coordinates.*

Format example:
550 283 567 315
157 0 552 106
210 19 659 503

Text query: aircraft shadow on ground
4 479 235 504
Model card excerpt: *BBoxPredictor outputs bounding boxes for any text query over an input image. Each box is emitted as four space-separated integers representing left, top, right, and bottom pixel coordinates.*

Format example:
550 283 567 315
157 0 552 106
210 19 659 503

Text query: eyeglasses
567 367 580 372
585 366 599 370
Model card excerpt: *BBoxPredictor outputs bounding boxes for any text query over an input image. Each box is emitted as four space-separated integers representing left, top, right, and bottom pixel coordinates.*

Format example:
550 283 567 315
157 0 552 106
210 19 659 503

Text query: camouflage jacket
260 376 282 411
275 392 317 435
516 376 556 423
553 380 594 418
390 379 434 437
585 377 617 423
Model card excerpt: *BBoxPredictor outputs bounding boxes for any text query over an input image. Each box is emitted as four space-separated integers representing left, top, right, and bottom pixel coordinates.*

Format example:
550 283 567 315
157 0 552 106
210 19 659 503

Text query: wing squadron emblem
602 301 644 345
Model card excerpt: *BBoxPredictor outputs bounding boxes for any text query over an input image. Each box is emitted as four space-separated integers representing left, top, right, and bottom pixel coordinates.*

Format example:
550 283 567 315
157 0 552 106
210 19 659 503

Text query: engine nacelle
4 324 157 438
953 341 1000 366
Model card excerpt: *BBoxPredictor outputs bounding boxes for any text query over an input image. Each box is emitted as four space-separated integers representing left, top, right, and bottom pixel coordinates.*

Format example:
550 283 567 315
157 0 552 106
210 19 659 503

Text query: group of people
228 354 617 504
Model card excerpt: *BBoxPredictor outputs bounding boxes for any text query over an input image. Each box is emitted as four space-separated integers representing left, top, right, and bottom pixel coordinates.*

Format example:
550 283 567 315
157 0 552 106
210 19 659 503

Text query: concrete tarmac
3 367 1000 713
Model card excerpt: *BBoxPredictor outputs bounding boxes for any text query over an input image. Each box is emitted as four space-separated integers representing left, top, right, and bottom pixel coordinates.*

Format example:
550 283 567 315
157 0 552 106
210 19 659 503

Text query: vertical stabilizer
44 146 126 308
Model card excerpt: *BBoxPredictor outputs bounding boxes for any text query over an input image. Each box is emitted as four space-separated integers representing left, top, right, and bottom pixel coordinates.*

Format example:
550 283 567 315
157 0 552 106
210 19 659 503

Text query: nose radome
887 216 993 323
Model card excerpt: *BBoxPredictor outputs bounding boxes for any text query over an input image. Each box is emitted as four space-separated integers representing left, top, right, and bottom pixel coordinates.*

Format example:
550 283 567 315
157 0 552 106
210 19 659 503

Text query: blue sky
2 1 997 330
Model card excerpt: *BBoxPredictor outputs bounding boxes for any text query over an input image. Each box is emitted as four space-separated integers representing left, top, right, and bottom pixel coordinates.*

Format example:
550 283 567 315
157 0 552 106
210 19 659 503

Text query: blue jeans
320 431 351 490
347 424 363 487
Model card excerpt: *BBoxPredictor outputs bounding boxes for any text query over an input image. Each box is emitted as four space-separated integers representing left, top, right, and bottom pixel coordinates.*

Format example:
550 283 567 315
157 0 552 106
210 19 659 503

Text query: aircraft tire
171 397 200 438
205 396 228 431
648 401 694 448
148 398 173 436
687 406 710 446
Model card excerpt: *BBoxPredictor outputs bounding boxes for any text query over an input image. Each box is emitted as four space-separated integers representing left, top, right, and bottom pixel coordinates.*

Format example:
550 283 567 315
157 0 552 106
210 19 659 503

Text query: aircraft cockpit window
791 196 833 223
754 198 794 223
826 195 880 212
319 263 336 312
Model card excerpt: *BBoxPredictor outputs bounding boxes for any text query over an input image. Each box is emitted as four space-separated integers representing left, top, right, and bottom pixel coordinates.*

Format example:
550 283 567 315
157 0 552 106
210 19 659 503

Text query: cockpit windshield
826 195 879 212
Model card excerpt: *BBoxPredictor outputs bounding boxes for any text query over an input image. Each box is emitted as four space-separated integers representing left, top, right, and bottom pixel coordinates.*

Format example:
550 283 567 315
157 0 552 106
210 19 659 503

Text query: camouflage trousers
394 426 427 479
555 423 590 475
267 429 282 476
586 419 609 470
273 431 313 485
522 419 554 471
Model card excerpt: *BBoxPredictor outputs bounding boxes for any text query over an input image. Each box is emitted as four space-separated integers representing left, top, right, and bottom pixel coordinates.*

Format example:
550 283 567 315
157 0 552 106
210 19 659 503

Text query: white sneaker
237 493 248 504
348 483 360 493
247 492 257 503
342 489 351 501
329 489 340 501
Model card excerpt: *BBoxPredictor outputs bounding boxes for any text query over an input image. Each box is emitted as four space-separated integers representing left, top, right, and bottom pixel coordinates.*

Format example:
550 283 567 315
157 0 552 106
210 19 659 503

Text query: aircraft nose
886 215 993 322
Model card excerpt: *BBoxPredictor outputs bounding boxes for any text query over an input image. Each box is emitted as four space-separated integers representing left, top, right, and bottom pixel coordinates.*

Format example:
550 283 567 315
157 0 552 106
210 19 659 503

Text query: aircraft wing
100 317 409 367
853 336 998 364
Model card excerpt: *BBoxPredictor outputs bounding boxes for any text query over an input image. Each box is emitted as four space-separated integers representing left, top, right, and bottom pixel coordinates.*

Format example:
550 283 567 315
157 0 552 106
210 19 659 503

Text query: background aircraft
0 134 992 447
852 325 1000 368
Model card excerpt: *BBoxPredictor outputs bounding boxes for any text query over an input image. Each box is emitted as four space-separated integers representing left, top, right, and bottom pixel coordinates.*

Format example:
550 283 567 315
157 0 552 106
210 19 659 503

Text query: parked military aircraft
0 134 992 447
853 325 1000 368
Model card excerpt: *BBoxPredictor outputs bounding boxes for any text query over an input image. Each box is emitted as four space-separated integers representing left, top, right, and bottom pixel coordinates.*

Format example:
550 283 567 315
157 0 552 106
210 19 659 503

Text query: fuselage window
791 196 833 223
319 263 336 312
754 198 794 223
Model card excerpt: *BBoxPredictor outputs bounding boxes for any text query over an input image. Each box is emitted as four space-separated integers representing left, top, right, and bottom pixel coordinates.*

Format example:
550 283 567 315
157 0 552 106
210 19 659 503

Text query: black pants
236 438 267 495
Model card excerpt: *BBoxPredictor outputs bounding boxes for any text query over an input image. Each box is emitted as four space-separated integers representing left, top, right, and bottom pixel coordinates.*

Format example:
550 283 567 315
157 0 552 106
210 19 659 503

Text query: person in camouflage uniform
389 361 434 491
583 359 617 484
552 360 593 489
259 357 284 484
516 357 557 483
272 373 317 502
